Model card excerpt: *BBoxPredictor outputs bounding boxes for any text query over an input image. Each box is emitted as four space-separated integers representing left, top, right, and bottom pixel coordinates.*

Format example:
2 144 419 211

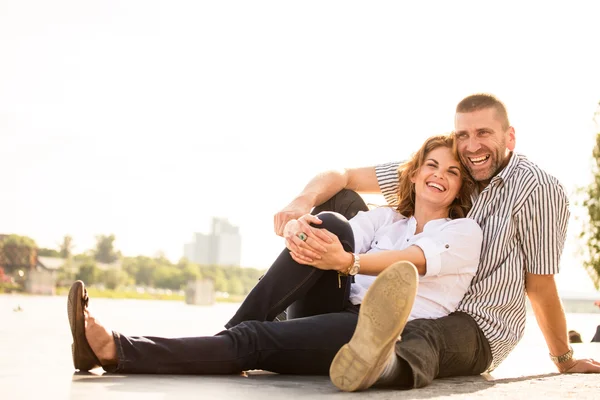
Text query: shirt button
445 244 449 248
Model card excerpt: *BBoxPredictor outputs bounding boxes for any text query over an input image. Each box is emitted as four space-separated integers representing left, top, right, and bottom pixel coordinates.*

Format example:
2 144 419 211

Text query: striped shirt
375 152 570 370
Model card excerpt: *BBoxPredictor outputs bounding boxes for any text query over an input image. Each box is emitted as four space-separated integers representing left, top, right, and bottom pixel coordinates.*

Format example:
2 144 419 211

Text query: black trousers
108 190 492 388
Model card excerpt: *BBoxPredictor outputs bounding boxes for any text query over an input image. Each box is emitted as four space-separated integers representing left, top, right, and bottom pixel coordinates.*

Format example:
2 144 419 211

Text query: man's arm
526 273 571 368
526 273 600 373
274 167 380 236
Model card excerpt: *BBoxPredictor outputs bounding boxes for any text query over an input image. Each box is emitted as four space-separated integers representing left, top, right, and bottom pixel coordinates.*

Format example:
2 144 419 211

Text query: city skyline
184 217 242 267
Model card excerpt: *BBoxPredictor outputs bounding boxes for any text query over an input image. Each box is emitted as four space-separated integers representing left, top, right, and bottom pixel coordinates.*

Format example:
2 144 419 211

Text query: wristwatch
549 346 574 364
346 253 360 276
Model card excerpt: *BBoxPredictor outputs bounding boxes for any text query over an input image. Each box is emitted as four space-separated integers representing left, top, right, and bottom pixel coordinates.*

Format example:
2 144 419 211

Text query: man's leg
312 189 369 220
226 211 355 328
87 305 359 375
385 312 492 388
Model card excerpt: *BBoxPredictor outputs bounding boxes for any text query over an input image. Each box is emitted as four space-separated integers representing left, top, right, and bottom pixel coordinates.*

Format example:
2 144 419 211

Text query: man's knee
312 189 368 220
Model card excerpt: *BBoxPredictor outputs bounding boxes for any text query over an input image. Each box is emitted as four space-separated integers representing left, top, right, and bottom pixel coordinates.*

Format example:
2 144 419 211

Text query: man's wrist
550 346 574 371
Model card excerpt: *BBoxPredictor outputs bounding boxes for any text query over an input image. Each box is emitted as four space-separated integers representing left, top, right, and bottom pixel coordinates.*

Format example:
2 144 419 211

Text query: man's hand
558 357 600 373
283 214 333 263
274 197 313 237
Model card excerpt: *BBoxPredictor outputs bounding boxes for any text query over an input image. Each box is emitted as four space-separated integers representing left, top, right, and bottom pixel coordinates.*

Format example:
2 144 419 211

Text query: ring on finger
297 232 308 242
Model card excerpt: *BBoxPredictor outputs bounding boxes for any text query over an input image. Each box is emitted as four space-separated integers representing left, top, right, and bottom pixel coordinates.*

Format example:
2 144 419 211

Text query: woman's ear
409 171 417 184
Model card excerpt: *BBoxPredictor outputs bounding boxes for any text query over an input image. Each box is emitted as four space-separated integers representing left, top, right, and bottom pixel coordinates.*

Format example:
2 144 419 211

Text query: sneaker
329 261 418 392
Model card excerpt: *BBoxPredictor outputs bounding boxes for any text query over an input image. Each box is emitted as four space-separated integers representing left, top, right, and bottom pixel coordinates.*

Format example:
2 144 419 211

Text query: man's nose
466 137 481 152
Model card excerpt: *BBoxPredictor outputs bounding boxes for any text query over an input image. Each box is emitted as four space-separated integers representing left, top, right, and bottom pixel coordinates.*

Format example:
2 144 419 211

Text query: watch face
349 264 360 276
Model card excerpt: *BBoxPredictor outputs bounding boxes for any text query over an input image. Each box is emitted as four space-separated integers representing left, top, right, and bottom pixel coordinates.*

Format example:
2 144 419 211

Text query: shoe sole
329 261 418 392
67 280 101 371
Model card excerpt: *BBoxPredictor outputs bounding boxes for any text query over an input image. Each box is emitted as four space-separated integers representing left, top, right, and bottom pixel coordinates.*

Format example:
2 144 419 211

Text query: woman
68 134 482 392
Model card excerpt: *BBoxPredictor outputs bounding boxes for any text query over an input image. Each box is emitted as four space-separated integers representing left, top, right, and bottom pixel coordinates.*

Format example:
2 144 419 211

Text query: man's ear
506 126 516 151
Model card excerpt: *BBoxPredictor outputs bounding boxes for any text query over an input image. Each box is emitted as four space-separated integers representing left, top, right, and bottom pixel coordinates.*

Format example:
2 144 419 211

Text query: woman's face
411 146 462 212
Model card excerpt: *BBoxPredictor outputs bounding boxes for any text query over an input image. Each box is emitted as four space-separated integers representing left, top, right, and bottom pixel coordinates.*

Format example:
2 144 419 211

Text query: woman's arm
291 216 482 279
289 242 426 275
359 246 426 275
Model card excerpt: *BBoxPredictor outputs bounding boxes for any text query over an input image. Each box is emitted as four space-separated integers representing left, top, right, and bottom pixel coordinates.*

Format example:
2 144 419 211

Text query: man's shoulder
512 153 565 190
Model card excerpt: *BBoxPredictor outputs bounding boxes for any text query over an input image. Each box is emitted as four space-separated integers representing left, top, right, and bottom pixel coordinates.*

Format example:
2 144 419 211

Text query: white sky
1 1 599 292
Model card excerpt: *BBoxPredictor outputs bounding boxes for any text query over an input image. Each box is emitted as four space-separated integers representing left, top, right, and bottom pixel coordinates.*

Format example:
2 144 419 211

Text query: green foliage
2 230 263 297
76 263 100 285
1 234 37 248
60 235 74 259
0 234 37 267
101 268 132 290
37 248 61 257
94 234 120 264
581 130 600 289
84 253 264 295
56 260 77 286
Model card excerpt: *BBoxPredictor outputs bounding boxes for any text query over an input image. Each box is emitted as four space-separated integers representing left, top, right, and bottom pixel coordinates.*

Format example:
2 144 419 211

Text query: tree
581 102 600 289
0 234 37 268
37 248 61 257
101 268 131 290
76 263 99 285
60 235 74 259
94 234 119 264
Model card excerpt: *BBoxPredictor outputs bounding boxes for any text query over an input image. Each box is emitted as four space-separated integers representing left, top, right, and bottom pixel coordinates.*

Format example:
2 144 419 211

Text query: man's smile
468 155 490 166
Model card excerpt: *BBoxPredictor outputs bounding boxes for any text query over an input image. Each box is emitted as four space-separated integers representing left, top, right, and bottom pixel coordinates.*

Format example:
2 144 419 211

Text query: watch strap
550 346 574 364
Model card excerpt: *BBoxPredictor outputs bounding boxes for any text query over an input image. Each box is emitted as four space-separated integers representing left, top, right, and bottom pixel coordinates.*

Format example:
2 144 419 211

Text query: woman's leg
226 211 355 328
286 190 369 319
100 307 360 375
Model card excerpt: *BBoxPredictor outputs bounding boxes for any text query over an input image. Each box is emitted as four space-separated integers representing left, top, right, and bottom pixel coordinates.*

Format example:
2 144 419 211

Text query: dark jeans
107 190 492 388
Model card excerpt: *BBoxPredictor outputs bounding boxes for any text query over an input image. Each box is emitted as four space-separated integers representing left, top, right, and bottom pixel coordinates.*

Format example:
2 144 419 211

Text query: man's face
454 108 515 183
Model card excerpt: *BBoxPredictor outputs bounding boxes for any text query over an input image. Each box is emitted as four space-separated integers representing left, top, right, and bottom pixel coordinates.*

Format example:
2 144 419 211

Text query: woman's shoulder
367 206 407 221
440 217 482 232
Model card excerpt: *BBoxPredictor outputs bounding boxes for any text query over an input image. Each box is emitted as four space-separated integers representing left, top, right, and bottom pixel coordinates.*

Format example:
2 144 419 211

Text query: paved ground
2 294 599 399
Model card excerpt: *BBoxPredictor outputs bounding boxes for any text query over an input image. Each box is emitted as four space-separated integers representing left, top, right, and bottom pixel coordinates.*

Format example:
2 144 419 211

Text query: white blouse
349 207 483 321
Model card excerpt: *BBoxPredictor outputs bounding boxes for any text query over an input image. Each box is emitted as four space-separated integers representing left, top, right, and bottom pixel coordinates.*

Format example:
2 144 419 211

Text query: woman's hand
283 214 333 263
289 229 353 271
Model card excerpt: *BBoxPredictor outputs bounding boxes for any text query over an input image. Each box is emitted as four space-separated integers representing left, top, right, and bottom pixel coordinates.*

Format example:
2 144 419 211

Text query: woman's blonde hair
396 134 474 219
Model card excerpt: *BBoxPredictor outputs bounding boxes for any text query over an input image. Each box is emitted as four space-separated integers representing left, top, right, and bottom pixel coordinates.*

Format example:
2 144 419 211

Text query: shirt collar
408 215 451 235
473 151 522 196
493 151 521 185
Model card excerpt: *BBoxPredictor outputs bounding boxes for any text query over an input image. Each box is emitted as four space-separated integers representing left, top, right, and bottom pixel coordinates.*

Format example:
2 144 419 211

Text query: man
276 93 600 389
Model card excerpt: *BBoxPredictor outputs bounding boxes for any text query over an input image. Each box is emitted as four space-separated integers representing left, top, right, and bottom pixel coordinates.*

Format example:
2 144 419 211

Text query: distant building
184 217 242 266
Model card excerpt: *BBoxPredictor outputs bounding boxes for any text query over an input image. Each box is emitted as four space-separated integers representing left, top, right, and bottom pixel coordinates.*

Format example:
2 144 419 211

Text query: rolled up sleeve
413 218 483 277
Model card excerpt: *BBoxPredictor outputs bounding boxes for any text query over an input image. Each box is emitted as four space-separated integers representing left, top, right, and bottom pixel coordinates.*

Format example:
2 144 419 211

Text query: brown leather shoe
67 280 102 371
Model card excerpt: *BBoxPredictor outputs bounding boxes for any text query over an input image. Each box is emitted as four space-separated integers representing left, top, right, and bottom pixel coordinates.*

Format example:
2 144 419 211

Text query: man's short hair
456 93 510 130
